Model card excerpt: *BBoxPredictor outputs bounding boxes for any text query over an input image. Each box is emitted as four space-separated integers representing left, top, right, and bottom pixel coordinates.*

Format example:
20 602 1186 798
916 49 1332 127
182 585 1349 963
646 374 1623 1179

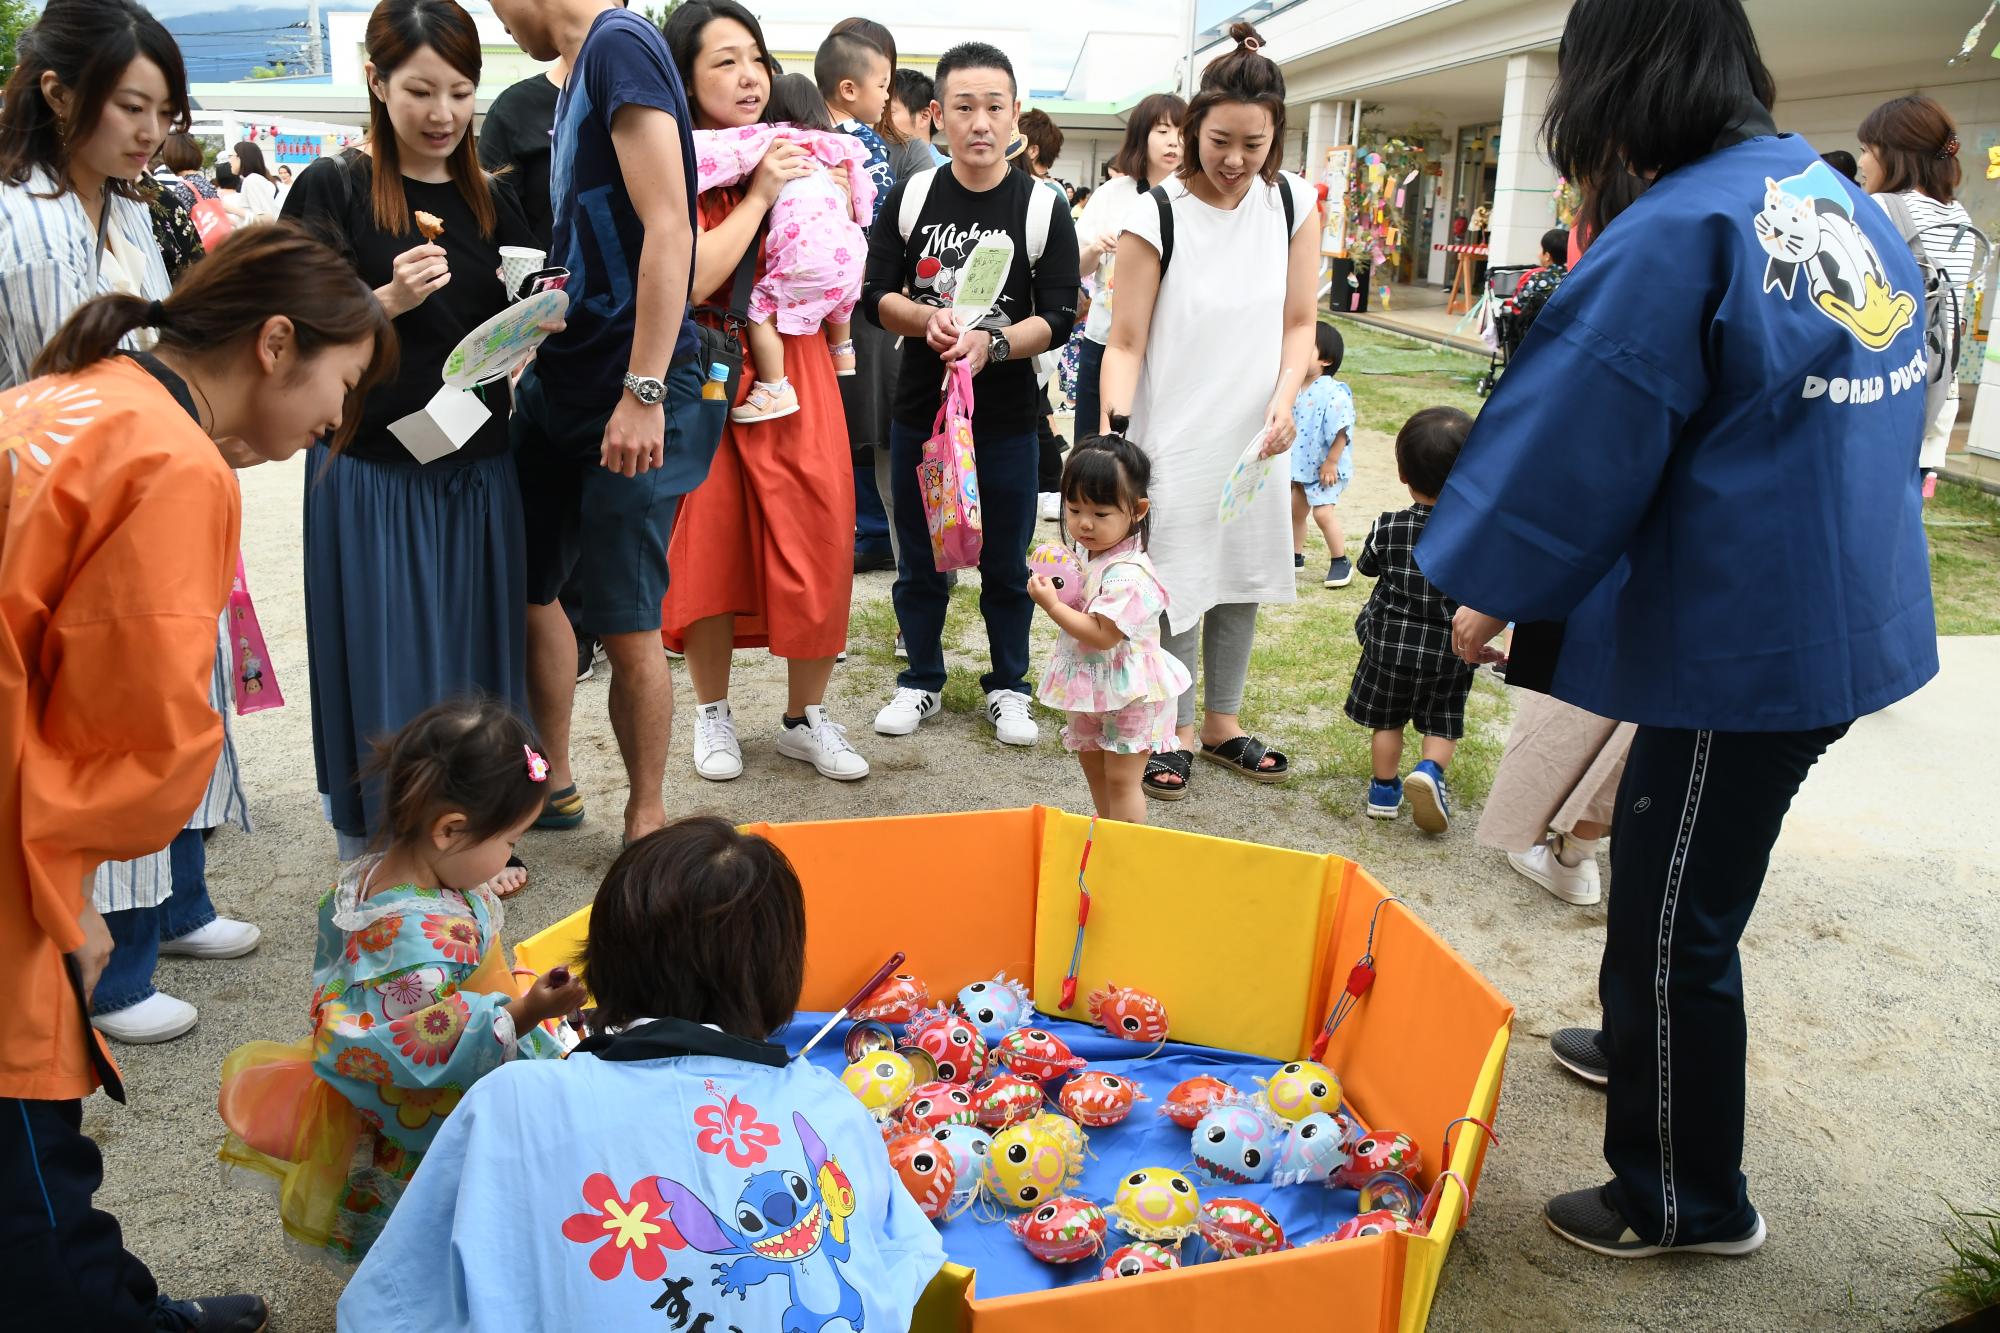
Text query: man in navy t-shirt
489 0 718 845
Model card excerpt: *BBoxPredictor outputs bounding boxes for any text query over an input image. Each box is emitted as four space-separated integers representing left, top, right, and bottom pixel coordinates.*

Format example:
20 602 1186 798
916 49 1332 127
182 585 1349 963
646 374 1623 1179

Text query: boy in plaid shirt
1346 407 1476 832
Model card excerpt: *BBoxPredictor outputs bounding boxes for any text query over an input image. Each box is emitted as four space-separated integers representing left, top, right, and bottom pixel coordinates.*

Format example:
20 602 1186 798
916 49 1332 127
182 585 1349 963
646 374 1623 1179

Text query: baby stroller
1476 263 1539 397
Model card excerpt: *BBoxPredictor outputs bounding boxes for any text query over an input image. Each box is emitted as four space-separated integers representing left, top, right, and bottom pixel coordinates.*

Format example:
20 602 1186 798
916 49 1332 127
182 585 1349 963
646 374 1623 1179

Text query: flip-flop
534 784 585 830
491 854 530 899
1199 734 1290 783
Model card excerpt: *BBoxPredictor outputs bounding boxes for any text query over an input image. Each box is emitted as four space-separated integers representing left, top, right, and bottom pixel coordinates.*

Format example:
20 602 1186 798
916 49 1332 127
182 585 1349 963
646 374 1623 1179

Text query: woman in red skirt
661 1 867 783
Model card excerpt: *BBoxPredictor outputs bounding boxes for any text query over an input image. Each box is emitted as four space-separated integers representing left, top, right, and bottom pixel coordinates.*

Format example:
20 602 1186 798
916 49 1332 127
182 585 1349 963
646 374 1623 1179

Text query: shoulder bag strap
1149 184 1175 277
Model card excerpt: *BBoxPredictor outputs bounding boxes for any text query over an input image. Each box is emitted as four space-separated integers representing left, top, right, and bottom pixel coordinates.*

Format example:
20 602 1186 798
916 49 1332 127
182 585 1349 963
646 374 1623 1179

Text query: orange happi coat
0 357 240 1100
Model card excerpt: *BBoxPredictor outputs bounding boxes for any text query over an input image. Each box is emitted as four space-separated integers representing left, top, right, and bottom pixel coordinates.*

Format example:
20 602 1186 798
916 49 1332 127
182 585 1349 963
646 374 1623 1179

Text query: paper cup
499 246 546 300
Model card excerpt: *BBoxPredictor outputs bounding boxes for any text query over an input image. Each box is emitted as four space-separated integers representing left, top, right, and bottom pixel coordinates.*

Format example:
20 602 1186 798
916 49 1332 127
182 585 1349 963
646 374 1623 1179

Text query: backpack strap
1151 177 1296 281
898 166 939 245
1025 178 1055 266
1149 184 1175 277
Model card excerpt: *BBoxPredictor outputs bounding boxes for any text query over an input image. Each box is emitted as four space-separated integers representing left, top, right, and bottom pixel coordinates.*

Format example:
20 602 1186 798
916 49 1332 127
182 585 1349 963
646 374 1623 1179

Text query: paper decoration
1953 1 1996 62
441 287 569 388
390 385 492 464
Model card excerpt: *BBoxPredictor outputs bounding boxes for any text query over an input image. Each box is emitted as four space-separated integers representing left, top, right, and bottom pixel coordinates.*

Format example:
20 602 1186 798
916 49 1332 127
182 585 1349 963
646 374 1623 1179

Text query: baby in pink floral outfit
1029 436 1191 825
693 74 876 424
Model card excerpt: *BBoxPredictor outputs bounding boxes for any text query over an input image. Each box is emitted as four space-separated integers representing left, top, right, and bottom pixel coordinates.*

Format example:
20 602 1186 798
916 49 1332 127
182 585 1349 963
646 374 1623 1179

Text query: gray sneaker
1324 556 1354 588
1550 1027 1608 1086
1546 1185 1767 1259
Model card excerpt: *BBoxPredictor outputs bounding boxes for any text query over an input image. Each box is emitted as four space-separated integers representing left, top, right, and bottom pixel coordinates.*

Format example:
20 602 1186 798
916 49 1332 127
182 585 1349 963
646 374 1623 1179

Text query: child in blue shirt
1290 323 1357 587
339 816 945 1332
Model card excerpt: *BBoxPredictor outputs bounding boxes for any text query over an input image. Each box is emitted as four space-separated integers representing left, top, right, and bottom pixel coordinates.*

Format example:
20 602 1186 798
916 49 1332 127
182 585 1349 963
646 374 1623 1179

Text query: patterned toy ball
993 1027 1088 1083
1162 1075 1235 1130
1058 1070 1145 1127
980 1118 1083 1210
972 1073 1047 1130
1188 1100 1284 1185
1107 1167 1203 1242
900 1006 990 1085
840 1050 916 1117
900 1081 979 1133
1332 1129 1421 1190
1260 1060 1343 1123
1008 1194 1108 1263
887 1129 956 1220
1197 1196 1287 1260
1099 1241 1182 1280
1328 1208 1422 1242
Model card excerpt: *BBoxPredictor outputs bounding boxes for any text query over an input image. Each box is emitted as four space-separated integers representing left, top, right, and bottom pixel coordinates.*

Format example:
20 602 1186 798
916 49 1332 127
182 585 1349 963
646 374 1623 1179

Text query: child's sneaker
1366 777 1402 819
730 379 800 423
1405 760 1452 834
1293 552 1305 570
1324 556 1353 588
830 340 857 377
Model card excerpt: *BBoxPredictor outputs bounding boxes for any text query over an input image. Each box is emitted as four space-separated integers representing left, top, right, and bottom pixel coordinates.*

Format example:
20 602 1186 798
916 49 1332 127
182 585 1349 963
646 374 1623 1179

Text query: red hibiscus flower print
389 993 470 1067
420 914 481 965
562 1174 685 1281
693 1094 781 1169
334 1048 393 1086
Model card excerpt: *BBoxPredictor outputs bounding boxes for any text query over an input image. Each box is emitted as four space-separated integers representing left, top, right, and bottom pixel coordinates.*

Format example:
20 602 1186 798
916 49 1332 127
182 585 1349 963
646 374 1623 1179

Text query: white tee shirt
1077 174 1143 344
1875 189 1978 289
1124 171 1316 632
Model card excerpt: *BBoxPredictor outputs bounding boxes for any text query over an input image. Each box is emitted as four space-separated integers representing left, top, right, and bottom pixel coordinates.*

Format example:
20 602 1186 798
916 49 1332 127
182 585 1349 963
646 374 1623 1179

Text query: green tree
638 1 681 29
0 0 39 85
249 60 289 80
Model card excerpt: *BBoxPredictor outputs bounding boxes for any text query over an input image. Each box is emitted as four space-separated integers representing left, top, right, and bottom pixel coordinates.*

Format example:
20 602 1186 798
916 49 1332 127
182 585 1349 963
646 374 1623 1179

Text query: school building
1181 0 2000 471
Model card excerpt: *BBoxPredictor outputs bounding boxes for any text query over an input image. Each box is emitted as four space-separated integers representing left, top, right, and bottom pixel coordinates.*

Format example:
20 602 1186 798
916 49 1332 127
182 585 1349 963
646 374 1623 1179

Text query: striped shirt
0 167 171 390
91 614 250 914
1877 190 1980 291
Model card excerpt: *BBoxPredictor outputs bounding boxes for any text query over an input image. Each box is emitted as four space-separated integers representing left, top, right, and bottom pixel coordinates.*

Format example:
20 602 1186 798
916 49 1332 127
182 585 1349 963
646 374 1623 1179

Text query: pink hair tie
524 745 549 783
1243 36 1264 52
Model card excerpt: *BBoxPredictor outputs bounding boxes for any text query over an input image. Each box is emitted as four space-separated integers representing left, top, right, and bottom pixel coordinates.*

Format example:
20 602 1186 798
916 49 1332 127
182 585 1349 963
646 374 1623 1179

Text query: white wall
1775 76 2000 237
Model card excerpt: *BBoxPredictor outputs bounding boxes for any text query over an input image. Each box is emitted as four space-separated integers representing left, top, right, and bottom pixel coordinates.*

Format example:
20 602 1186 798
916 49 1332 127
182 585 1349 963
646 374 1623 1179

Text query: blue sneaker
1366 777 1402 819
1405 760 1452 834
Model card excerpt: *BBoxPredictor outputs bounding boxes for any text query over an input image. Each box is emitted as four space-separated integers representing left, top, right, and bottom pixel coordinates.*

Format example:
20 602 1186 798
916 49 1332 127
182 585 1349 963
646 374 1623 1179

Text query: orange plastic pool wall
513 806 1514 1333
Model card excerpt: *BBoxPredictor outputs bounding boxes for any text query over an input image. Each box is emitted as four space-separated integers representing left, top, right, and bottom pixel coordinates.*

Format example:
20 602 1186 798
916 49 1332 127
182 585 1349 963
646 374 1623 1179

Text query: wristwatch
987 329 1012 363
622 371 667 405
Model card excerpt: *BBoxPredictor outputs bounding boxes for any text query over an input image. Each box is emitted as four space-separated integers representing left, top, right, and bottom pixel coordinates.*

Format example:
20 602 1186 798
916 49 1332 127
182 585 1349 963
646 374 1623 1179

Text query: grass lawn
1928 479 2000 636
1327 316 1491 422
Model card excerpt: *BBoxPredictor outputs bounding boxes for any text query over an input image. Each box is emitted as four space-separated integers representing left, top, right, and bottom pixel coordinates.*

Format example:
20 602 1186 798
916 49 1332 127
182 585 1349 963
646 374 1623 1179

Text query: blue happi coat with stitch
1417 131 1937 731
337 1018 944 1332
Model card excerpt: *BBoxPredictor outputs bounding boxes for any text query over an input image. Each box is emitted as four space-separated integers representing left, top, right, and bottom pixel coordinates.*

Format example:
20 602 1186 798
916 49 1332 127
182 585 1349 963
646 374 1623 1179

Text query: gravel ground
83 446 2000 1332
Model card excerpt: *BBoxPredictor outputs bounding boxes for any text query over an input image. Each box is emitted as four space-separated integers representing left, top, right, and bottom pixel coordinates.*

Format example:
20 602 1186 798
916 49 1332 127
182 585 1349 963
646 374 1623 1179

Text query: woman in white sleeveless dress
1098 22 1321 800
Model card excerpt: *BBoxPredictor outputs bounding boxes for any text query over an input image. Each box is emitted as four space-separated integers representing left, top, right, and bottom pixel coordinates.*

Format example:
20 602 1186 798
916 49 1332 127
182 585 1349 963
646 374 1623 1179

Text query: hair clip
524 745 549 783
1940 136 1962 160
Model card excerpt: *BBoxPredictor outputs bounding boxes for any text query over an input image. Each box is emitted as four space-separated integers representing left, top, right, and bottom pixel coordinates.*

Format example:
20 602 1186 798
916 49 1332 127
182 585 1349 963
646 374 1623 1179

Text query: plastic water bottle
701 362 728 401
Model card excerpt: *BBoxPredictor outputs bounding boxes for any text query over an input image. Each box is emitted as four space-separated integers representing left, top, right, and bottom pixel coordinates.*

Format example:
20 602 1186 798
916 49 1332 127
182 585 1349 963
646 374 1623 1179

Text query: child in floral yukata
1031 436 1191 825
338 817 944 1332
218 701 585 1261
694 73 876 424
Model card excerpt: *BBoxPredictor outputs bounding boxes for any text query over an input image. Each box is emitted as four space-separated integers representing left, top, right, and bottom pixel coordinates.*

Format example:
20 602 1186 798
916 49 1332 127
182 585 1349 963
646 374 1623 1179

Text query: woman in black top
284 0 536 875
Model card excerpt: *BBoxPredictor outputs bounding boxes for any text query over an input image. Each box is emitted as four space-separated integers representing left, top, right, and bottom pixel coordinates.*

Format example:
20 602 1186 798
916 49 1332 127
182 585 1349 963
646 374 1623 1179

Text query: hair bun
1228 20 1265 52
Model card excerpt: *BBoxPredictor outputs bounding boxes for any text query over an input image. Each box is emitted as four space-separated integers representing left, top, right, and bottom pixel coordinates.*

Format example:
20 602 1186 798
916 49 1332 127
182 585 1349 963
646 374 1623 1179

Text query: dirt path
85 446 1999 1330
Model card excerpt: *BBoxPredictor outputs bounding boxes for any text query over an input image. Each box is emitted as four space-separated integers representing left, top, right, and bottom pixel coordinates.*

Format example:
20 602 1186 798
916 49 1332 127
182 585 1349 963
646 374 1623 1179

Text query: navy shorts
513 360 722 637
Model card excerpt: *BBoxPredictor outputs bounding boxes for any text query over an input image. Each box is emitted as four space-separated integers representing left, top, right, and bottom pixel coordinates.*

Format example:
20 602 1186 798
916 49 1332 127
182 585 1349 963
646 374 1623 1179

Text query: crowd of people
0 0 1965 1325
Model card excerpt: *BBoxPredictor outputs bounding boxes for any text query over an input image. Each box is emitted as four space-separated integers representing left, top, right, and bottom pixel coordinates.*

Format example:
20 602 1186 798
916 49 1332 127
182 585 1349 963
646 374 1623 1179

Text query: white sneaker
777 705 870 780
1508 835 1603 906
693 701 744 781
874 686 940 735
986 689 1039 746
92 992 198 1044
158 916 261 959
1039 492 1060 522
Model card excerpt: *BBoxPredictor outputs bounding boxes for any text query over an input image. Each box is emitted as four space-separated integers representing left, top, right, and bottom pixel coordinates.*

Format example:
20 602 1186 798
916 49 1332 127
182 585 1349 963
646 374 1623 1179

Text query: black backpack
1148 177 1297 277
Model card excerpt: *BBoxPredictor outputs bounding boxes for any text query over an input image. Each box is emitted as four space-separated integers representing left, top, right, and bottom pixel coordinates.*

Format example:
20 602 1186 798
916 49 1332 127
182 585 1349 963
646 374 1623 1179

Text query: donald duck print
1753 160 1917 351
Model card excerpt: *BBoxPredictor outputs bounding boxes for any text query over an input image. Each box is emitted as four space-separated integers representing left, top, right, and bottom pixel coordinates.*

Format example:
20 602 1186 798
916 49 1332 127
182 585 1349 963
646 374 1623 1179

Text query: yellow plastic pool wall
513 806 1514 1332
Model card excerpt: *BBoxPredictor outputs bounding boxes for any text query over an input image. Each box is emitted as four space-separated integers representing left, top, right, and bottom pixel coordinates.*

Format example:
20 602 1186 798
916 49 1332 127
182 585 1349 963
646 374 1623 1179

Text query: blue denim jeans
888 419 1040 696
91 829 215 1014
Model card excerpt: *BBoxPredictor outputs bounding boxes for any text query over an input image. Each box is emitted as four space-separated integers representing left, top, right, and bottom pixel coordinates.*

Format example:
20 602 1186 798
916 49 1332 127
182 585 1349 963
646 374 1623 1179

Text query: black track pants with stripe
1600 722 1850 1246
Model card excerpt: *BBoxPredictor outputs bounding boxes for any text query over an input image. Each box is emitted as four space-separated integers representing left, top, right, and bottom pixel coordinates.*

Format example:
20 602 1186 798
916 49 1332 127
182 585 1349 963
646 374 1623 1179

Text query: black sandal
1199 734 1290 783
1143 748 1194 801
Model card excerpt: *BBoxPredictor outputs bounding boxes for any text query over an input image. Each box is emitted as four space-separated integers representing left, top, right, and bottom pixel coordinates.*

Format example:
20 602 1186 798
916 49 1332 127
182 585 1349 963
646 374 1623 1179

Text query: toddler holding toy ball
218 700 585 1261
1030 435 1191 824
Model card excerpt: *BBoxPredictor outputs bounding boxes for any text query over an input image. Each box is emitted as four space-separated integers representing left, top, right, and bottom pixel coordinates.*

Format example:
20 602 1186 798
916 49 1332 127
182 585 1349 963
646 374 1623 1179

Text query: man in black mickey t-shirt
862 42 1079 750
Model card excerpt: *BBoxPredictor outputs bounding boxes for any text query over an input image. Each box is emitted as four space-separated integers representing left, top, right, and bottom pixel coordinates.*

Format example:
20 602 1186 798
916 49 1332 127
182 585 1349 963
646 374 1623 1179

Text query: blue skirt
304 446 528 840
